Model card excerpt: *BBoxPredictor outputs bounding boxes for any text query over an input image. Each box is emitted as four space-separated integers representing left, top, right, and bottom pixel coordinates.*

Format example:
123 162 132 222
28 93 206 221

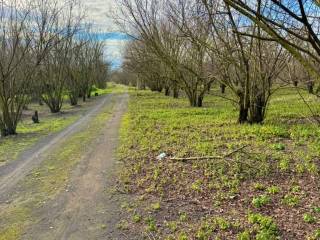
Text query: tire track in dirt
0 94 113 201
23 93 132 240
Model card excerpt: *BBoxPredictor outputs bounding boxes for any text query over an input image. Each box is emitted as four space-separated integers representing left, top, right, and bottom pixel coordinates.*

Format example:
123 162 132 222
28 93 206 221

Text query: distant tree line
0 0 109 137
114 0 319 124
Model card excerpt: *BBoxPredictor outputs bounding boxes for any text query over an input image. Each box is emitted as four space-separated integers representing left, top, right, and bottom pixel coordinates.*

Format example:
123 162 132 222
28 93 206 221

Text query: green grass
0 115 79 165
117 88 320 239
0 93 118 240
93 82 133 95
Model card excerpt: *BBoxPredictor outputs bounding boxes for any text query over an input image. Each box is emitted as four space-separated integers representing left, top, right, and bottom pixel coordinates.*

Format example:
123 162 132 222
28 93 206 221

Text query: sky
81 0 131 70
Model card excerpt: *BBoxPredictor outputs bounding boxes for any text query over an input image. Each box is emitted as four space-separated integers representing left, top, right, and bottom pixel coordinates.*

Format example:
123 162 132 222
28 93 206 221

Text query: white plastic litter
156 152 167 160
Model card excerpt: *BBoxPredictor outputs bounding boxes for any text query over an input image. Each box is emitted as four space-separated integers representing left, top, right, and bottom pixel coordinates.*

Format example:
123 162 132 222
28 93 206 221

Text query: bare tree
118 0 214 106
0 0 67 135
94 60 110 90
0 0 110 136
190 0 288 123
78 38 105 101
38 0 83 112
224 0 320 93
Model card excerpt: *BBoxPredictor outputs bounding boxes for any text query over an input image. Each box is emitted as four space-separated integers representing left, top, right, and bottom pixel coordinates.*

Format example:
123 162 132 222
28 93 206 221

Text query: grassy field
117 88 320 239
0 83 126 166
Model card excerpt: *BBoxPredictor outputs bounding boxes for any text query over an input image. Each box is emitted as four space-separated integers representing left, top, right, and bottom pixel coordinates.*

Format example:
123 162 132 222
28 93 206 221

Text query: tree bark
207 82 212 93
49 105 61 113
173 87 179 99
238 93 249 123
47 99 62 113
188 92 204 108
197 96 203 107
165 87 170 96
249 97 265 124
69 95 78 106
307 81 314 94
239 106 248 124
189 94 198 107
137 79 146 90
156 83 163 92
220 83 226 94
1 128 16 137
0 122 17 136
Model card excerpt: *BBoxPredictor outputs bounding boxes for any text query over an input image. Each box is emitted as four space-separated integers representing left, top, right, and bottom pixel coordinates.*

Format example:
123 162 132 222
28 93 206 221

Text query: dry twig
170 145 247 161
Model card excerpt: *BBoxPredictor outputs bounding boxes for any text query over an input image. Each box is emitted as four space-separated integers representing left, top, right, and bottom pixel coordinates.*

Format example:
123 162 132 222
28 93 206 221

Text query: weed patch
117 90 320 239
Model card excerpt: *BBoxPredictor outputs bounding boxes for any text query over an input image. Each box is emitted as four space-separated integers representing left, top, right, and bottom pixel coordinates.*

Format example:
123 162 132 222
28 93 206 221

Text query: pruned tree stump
32 111 40 124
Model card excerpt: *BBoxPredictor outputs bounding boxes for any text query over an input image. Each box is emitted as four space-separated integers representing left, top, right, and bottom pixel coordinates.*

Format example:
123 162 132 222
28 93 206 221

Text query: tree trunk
1 128 16 137
307 82 314 94
49 105 61 113
0 124 17 137
220 84 226 94
173 87 179 99
238 94 248 123
32 111 40 123
238 90 249 124
137 79 146 90
47 99 62 113
0 128 7 137
197 96 203 107
249 98 265 124
69 95 78 106
165 87 170 96
191 100 197 107
250 109 264 124
189 94 197 107
207 82 212 93
239 106 248 124
188 92 203 108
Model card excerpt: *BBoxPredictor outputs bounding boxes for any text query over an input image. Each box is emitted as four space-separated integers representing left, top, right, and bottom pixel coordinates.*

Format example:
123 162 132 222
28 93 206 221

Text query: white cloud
80 0 129 69
80 0 118 31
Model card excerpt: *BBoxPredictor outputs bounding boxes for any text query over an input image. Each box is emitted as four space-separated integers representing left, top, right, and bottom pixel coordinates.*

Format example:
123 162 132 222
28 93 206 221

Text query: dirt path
0 94 113 200
23 93 130 240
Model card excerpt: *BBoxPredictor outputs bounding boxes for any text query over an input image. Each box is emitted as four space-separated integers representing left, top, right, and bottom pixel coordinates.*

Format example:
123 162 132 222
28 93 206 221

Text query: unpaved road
0 94 114 200
0 93 132 240
22 93 130 240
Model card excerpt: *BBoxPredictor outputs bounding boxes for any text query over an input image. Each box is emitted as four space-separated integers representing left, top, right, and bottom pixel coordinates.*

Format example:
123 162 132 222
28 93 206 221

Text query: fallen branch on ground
170 145 247 161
